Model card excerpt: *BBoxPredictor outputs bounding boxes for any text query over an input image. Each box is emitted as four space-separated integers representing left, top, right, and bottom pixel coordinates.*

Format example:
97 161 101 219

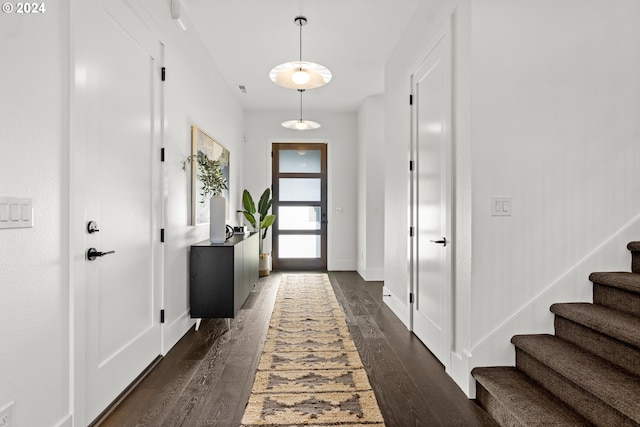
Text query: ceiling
180 0 422 113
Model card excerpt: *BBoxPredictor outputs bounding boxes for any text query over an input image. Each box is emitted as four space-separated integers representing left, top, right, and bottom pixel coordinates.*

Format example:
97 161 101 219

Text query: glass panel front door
272 143 327 270
279 149 321 173
279 178 321 201
278 206 321 230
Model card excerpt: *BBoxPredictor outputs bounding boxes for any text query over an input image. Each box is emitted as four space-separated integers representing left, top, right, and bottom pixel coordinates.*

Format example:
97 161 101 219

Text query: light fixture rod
299 89 304 122
299 18 303 62
295 16 307 71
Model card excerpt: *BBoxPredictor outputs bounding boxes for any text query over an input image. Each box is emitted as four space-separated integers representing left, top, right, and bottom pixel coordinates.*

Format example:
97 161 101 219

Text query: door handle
87 248 116 261
430 238 447 247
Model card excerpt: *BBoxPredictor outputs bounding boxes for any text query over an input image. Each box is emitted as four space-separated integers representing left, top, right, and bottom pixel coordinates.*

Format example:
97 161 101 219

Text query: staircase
472 242 640 426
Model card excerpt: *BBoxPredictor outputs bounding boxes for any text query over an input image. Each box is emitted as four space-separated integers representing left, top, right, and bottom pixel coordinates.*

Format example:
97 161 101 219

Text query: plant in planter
194 151 227 200
241 188 276 276
185 152 228 242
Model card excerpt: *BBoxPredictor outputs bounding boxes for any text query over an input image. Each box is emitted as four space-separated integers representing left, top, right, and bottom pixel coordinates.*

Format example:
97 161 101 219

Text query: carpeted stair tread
550 303 640 348
588 271 640 294
511 334 640 423
627 242 640 252
472 367 593 426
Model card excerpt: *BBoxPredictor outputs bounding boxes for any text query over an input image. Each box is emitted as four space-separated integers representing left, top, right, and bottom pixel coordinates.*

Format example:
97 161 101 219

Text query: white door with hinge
411 20 453 369
72 0 163 423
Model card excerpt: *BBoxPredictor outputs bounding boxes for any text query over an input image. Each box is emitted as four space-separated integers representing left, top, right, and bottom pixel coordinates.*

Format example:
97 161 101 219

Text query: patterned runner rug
241 274 386 426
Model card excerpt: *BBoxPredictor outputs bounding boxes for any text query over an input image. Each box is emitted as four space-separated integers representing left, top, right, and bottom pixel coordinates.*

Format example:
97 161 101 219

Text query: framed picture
191 125 230 225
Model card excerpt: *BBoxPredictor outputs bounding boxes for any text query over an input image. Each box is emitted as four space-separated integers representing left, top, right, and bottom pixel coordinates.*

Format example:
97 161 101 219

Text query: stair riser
554 317 640 377
515 349 632 427
593 283 640 317
475 383 524 427
632 250 640 274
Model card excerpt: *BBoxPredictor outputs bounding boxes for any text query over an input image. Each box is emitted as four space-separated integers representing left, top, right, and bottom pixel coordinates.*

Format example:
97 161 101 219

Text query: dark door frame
272 142 328 270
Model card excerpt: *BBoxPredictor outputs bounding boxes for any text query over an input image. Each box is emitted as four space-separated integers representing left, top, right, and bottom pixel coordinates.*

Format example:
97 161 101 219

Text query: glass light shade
281 119 321 130
292 69 311 85
270 61 332 90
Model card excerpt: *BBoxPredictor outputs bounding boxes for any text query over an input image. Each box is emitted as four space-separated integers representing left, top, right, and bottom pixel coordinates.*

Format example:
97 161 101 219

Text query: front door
272 143 328 270
72 0 163 423
411 21 453 369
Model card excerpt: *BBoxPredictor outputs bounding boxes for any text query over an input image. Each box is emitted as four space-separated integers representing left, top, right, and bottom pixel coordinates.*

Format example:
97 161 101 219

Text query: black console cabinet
189 232 258 318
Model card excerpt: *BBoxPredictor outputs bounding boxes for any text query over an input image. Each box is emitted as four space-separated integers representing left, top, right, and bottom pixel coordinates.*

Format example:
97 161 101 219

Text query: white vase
209 195 226 243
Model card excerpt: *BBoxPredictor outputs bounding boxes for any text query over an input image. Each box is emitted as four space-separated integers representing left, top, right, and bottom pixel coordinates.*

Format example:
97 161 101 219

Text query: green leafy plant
184 152 228 202
242 188 276 254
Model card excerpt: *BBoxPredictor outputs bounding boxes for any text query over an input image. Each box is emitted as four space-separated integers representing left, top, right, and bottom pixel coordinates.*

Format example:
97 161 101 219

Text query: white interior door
73 0 163 423
411 22 453 369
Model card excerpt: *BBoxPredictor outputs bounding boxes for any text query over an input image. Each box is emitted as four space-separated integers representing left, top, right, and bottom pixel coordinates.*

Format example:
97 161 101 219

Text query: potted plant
186 151 228 243
241 188 276 276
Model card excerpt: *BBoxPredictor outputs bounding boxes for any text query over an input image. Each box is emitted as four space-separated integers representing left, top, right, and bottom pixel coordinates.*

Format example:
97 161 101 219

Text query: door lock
87 221 100 234
87 248 115 261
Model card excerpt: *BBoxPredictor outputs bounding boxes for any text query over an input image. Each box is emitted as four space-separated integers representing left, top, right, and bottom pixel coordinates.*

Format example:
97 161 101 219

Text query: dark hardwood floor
98 271 495 427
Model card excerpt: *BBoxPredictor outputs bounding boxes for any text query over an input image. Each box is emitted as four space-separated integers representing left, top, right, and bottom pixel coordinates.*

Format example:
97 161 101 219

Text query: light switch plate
0 197 33 229
491 196 512 216
0 401 13 427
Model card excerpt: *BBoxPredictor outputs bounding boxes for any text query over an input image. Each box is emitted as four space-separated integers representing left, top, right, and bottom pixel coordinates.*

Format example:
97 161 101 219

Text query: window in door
272 143 327 270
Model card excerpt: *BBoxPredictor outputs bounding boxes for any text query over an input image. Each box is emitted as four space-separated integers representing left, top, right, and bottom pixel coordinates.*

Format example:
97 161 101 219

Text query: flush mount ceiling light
282 89 321 130
270 16 332 90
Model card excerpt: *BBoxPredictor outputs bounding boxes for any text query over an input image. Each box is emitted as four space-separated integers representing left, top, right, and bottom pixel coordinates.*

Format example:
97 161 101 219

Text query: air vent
238 85 247 93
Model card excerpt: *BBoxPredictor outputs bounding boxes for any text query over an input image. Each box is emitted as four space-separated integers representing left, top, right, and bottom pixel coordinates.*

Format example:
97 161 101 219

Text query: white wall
469 0 640 377
1 0 244 424
357 96 385 281
0 2 72 427
384 0 640 396
136 0 246 353
383 0 473 387
243 111 358 270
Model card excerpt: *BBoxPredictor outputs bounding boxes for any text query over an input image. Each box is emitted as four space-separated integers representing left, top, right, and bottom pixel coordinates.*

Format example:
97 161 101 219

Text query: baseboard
328 259 357 271
54 414 73 427
356 267 384 281
449 349 473 397
382 285 409 327
162 309 194 355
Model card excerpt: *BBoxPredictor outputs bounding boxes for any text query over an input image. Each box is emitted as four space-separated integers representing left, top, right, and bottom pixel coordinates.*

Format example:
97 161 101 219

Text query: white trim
472 212 640 353
328 259 357 271
162 310 193 355
53 414 74 427
409 16 454 371
382 286 410 327
357 267 384 281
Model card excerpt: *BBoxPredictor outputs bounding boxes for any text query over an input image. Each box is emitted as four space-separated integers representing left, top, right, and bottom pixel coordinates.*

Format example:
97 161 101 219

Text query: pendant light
282 89 321 130
270 16 332 90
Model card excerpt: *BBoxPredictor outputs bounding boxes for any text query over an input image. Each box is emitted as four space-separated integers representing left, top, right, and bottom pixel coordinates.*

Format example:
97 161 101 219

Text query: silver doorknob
87 248 115 261
430 238 447 247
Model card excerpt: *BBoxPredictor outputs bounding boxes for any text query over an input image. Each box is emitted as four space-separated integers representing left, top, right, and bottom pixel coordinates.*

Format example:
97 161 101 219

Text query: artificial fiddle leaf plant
242 188 276 254
183 152 228 202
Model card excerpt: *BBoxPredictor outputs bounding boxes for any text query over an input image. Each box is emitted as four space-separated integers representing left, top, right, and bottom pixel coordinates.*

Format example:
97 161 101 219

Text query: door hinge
161 147 165 162
160 228 165 242
161 67 166 81
409 160 414 171
409 94 413 105
409 293 414 304
160 309 165 323
409 226 414 237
